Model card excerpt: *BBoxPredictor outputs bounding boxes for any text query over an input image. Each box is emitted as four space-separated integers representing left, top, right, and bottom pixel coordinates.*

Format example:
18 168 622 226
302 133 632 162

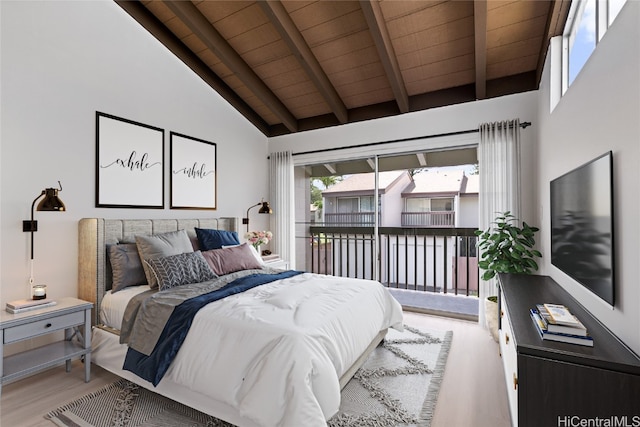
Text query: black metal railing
305 226 479 297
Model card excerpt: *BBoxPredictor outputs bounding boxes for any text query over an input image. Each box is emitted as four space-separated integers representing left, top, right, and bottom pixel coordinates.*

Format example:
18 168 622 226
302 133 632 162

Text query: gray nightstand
0 297 92 393
262 254 289 270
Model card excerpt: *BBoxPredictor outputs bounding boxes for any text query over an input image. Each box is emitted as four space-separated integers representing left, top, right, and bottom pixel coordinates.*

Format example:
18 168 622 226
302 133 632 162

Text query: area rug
46 325 452 427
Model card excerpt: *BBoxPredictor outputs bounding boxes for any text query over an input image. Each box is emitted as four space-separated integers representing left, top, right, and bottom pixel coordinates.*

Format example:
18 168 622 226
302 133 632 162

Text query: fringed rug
46 325 452 427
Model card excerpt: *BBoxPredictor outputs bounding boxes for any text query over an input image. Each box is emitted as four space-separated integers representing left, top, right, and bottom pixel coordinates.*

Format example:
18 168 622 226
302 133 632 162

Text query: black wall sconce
23 181 66 287
243 200 272 232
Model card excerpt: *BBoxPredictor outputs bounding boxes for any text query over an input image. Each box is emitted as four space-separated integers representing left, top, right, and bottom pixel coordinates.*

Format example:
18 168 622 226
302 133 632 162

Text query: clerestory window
563 0 628 93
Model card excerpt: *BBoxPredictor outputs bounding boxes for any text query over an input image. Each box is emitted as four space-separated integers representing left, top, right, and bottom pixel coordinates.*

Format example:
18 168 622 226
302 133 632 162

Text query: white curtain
478 119 522 326
269 151 295 269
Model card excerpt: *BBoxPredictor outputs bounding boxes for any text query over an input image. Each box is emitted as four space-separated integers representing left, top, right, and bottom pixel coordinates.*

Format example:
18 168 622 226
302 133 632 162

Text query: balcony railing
323 212 378 226
305 226 479 296
324 211 456 227
401 211 455 227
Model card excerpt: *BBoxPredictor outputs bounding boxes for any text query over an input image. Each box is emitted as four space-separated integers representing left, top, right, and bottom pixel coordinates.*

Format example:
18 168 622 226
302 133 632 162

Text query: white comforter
160 272 403 427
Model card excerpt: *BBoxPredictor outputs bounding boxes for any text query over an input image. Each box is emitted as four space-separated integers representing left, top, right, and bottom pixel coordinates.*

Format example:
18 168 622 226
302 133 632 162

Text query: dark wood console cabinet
498 273 640 427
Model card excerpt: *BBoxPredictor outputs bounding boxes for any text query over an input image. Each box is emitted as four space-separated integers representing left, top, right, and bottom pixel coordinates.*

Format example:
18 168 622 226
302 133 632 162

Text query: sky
569 0 596 85
569 0 626 85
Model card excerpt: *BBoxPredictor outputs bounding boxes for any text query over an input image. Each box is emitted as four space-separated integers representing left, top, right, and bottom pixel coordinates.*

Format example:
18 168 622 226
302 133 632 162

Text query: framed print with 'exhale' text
96 112 164 208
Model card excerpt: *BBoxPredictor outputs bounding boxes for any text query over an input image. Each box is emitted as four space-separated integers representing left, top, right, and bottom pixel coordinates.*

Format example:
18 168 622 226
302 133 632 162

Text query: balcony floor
387 288 479 321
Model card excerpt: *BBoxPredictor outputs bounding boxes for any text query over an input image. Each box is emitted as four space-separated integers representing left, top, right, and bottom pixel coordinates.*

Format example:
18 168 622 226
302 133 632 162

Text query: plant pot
485 296 499 342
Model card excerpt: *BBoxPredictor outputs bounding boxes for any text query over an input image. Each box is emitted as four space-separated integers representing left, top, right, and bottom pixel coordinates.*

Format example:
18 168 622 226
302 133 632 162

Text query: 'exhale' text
101 151 161 172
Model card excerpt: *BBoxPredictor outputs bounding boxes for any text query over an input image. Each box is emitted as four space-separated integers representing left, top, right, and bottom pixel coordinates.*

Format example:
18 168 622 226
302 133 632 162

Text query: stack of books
530 303 593 347
5 298 57 314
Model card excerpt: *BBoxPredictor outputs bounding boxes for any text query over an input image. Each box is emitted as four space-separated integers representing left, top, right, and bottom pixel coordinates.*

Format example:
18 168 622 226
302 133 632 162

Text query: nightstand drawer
3 311 84 343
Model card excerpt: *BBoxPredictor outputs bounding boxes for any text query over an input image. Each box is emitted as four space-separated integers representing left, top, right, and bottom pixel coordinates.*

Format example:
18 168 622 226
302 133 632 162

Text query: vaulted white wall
537 1 639 352
0 1 267 304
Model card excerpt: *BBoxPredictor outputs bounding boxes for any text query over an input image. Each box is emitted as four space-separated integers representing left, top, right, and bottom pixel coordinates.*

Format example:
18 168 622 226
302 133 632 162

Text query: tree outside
310 176 342 209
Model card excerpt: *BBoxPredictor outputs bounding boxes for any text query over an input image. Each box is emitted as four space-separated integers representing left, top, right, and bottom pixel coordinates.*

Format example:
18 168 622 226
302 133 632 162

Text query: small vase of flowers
244 230 273 253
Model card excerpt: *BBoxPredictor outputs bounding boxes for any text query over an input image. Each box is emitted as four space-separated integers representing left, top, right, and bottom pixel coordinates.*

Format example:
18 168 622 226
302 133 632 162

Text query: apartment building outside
311 169 479 294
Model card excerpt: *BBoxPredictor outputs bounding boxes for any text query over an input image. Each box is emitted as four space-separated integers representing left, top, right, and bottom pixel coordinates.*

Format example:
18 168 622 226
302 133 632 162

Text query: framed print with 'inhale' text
170 132 217 210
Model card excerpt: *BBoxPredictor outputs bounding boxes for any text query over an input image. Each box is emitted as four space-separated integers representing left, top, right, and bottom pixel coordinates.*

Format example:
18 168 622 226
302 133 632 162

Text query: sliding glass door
293 147 479 296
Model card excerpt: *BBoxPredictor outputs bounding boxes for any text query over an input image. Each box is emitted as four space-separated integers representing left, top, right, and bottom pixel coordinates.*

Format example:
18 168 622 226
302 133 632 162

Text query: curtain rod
291 121 531 157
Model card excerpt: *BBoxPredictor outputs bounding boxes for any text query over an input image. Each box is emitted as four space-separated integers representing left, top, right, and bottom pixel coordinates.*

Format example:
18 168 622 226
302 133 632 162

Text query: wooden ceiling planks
260 0 348 123
384 1 474 36
293 4 389 112
118 0 569 136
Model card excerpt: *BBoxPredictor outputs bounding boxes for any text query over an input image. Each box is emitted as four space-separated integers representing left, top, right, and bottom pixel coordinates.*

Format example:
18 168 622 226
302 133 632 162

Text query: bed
78 217 404 427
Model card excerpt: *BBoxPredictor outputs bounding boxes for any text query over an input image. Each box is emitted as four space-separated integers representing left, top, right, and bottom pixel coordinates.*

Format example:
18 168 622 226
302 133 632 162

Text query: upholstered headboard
78 217 240 325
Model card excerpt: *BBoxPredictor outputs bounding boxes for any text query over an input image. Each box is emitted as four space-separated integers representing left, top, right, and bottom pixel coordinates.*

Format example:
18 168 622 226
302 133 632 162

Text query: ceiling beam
163 0 298 132
258 1 348 124
486 71 537 98
536 0 572 85
473 0 487 100
366 158 376 170
270 86 476 136
271 73 532 137
360 0 409 113
323 164 337 175
115 1 270 136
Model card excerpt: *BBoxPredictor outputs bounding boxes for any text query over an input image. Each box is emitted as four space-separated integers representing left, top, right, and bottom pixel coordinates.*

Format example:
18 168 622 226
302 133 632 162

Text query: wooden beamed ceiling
118 0 571 137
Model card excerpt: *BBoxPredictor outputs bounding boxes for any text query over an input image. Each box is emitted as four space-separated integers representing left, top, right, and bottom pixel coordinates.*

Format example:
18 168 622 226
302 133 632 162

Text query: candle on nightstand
32 284 47 300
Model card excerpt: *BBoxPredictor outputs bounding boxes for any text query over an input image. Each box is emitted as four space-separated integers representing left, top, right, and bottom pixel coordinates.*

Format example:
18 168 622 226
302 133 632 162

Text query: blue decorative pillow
195 228 240 250
144 251 217 291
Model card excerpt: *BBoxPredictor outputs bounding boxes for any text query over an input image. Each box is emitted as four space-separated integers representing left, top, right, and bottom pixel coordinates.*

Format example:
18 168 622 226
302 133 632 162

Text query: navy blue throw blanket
123 270 303 386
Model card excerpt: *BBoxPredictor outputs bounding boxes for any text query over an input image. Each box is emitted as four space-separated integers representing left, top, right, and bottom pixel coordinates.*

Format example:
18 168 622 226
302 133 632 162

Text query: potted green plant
475 211 542 341
475 211 542 280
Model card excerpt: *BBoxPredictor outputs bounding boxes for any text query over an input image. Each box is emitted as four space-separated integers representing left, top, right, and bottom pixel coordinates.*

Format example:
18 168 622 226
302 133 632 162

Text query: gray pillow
135 229 194 289
144 251 217 291
108 243 147 292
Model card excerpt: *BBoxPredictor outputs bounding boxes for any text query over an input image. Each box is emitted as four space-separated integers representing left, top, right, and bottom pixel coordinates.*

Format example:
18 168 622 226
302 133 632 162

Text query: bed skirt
91 326 263 427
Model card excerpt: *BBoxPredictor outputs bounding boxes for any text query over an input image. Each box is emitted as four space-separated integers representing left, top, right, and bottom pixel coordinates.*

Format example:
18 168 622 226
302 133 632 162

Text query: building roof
322 170 406 196
461 174 479 195
402 169 466 197
321 169 479 198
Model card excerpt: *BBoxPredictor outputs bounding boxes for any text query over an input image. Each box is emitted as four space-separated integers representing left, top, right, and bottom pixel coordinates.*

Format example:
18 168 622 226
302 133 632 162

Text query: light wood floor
0 311 511 427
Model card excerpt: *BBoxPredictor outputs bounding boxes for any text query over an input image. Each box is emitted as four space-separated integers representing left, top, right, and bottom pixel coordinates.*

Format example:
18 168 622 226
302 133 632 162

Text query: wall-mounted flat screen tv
550 151 615 306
